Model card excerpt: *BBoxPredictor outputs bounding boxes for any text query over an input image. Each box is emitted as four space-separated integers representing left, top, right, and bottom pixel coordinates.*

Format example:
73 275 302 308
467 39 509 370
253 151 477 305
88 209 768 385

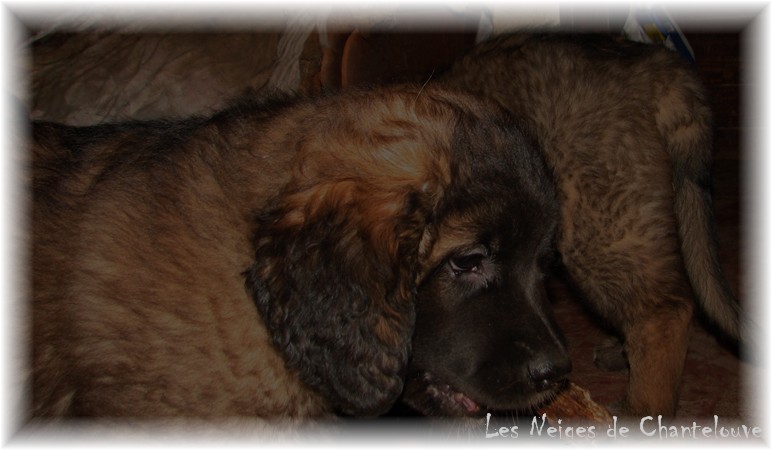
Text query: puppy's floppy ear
245 151 442 416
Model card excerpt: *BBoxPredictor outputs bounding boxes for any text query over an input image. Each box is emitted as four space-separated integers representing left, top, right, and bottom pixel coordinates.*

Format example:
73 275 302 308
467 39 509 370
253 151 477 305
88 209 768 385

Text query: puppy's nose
527 354 572 392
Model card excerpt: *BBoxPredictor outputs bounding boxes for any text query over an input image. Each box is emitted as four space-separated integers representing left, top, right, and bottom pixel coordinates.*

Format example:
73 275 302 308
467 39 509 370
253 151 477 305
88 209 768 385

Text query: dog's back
29 106 324 417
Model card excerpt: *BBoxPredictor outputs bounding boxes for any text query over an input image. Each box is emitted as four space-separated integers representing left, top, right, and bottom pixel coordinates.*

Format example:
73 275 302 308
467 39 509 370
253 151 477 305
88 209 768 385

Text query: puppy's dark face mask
403 132 570 417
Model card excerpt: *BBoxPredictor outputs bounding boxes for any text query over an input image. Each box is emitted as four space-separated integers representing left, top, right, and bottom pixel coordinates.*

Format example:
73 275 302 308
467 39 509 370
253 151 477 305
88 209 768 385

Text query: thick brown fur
30 85 561 419
438 33 749 416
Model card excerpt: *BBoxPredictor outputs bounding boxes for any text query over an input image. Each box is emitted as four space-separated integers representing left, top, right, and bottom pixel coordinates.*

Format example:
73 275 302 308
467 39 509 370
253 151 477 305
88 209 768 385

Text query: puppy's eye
448 253 485 275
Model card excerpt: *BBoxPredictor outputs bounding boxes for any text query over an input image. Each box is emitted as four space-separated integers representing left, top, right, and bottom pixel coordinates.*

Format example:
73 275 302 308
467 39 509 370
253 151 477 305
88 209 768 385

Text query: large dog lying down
31 85 568 418
402 33 750 417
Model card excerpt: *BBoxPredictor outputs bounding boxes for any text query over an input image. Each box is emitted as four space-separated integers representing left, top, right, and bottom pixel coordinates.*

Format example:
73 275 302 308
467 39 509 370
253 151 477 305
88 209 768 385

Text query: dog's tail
659 69 758 358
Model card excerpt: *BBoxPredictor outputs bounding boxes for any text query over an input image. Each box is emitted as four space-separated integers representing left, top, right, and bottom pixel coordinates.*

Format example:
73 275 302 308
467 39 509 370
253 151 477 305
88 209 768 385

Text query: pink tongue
454 392 480 413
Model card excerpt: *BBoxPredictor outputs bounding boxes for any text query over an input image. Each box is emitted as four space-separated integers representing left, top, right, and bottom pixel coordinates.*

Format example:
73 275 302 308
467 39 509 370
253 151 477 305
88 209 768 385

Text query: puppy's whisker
413 69 436 105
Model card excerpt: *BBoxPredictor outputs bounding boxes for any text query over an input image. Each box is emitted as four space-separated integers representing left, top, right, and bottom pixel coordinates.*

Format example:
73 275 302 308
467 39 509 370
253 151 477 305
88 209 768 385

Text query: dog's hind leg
622 291 694 416
557 164 697 416
567 248 695 416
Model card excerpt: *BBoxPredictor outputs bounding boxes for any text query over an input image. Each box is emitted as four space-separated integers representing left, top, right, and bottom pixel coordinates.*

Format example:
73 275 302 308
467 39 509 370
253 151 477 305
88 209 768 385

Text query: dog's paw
593 337 629 372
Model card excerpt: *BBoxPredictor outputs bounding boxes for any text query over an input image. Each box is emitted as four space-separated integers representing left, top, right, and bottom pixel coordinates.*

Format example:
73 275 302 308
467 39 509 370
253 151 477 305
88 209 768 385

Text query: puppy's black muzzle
407 284 571 415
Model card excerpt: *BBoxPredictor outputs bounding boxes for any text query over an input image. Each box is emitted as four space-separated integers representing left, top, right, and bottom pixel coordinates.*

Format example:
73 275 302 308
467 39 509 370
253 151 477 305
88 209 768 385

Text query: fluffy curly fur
30 84 558 419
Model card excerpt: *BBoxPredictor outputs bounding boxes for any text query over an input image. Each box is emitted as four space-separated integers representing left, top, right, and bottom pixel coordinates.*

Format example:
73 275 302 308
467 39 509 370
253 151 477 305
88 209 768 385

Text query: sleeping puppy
425 33 750 416
30 84 564 418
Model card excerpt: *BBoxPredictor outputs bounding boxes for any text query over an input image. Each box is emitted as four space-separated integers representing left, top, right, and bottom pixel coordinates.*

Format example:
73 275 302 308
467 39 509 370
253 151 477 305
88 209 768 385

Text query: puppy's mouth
401 371 562 418
408 372 482 416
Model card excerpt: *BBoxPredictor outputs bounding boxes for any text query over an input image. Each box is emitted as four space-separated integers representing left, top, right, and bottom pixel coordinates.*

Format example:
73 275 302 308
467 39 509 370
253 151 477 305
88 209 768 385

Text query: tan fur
32 110 321 417
30 86 510 418
440 34 743 415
